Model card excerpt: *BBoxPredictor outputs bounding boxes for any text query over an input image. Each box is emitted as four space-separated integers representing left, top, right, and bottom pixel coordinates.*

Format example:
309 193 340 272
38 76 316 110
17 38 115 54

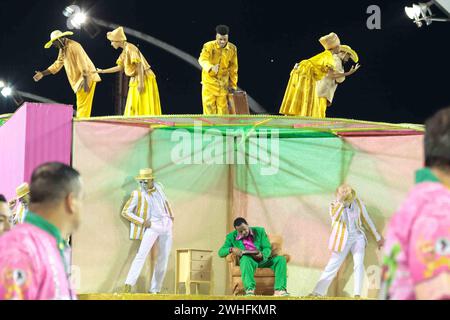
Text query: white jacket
121 183 172 240
328 198 381 252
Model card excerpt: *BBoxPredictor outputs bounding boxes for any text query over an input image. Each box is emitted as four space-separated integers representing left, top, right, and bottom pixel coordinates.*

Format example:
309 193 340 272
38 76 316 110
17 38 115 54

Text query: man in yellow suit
33 30 101 118
198 25 238 115
279 32 343 117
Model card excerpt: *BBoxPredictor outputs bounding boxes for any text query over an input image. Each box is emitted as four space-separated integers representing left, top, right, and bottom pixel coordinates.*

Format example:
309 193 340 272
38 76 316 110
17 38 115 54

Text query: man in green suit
218 217 288 296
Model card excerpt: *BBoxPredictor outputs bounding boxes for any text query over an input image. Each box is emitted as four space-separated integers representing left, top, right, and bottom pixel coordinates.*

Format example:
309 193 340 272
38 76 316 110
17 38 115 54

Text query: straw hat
135 168 154 181
107 26 127 42
16 183 30 199
44 30 74 49
319 32 341 50
340 45 359 63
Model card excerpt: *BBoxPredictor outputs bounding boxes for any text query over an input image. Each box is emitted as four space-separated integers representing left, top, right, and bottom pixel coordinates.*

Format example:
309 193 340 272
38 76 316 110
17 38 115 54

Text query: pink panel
0 103 73 200
24 103 73 182
0 105 27 199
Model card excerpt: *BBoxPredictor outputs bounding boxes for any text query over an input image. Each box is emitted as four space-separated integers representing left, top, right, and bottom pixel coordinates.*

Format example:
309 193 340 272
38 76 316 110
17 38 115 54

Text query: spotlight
63 5 78 18
405 4 422 19
70 12 87 29
64 5 87 30
0 80 4 88
1 87 13 98
405 1 450 27
63 5 100 38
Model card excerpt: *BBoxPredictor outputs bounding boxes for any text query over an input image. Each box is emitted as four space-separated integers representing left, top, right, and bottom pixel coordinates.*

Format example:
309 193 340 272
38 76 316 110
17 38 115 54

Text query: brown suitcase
227 91 250 115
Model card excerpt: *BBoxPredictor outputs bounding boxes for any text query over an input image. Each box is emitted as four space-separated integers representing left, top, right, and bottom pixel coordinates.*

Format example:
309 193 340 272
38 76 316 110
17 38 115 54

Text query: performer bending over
280 32 345 117
315 45 360 118
311 184 384 297
95 27 162 116
122 168 174 293
34 30 101 118
198 25 238 115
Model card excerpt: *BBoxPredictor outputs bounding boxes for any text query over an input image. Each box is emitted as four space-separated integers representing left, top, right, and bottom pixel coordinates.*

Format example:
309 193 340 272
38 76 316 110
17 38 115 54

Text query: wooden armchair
225 234 291 295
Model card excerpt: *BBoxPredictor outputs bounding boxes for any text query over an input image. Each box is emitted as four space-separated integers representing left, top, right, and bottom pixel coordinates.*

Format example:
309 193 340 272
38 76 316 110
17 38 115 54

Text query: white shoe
308 292 323 297
274 290 290 297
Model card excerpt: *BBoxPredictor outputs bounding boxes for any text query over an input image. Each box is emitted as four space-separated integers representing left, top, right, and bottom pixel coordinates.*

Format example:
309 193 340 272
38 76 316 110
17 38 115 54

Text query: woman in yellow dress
279 32 341 117
95 26 162 116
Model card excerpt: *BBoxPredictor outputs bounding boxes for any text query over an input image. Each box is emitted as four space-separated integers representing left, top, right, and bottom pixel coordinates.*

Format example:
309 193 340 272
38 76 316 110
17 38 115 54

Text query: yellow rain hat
44 30 74 49
319 32 341 50
340 45 359 63
107 26 127 42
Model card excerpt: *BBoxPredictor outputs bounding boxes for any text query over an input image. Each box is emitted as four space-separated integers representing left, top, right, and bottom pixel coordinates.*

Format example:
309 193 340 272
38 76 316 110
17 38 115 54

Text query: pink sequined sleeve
0 246 37 300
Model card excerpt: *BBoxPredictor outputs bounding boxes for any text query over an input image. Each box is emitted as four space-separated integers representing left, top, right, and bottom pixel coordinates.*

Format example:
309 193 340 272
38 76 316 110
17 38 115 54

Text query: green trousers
239 255 287 291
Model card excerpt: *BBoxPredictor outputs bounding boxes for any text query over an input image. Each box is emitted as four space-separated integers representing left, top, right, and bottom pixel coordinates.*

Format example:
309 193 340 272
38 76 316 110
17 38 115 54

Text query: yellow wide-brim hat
107 26 127 42
44 30 74 49
340 45 359 63
135 168 154 181
319 32 341 50
16 182 30 199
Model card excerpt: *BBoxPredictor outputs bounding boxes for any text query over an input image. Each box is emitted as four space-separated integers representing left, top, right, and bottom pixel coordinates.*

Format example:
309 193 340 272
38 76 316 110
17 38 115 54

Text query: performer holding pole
94 27 162 116
198 25 238 115
33 30 101 118
122 168 174 294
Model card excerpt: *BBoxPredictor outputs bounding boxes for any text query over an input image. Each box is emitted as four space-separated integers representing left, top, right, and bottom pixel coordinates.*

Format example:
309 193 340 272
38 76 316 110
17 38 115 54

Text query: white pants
313 233 366 296
125 219 173 293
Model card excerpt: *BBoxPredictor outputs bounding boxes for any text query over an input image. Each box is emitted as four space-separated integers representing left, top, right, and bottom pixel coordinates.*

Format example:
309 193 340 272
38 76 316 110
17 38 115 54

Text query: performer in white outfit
315 45 360 117
122 168 174 293
9 182 30 225
312 184 384 297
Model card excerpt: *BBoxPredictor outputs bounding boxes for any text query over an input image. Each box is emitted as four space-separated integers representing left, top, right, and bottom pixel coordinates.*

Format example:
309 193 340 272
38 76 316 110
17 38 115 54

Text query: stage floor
78 294 365 300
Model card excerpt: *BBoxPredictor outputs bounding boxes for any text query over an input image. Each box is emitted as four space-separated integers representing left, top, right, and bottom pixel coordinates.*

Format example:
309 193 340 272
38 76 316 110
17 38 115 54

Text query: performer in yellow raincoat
95 27 162 116
34 30 101 118
198 25 238 115
279 32 342 117
315 45 361 118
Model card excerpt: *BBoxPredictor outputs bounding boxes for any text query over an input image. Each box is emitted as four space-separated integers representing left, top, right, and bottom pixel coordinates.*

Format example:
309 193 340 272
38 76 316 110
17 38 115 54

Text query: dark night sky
0 0 449 123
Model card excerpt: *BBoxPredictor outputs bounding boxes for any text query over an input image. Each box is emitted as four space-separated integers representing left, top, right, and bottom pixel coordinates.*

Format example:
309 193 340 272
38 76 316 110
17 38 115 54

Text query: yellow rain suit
47 39 101 118
198 41 238 115
117 42 162 116
279 50 335 117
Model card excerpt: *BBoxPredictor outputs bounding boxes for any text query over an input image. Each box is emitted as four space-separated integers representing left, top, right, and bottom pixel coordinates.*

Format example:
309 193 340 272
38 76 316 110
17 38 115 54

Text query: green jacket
218 227 272 261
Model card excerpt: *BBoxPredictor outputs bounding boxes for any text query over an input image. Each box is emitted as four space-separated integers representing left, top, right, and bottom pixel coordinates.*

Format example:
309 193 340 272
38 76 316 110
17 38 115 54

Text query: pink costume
0 212 75 300
381 168 450 300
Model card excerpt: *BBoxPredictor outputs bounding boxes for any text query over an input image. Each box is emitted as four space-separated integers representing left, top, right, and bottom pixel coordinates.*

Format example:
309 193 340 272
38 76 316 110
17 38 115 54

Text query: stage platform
78 293 365 300
0 104 425 298
1 112 424 136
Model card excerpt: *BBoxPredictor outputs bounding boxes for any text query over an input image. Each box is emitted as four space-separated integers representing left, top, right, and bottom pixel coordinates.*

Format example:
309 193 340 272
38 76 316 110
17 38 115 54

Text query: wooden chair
225 234 290 295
